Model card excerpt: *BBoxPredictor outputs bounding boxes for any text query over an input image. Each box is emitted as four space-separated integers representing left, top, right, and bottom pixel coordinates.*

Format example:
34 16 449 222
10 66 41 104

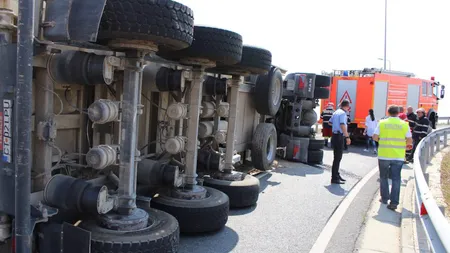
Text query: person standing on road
328 99 351 184
398 107 407 120
321 102 335 147
364 109 377 154
405 106 417 161
343 110 351 151
406 106 417 130
372 105 413 211
407 108 430 163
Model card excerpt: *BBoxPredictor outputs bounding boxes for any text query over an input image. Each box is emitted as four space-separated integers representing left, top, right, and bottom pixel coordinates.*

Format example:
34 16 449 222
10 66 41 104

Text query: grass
440 151 450 217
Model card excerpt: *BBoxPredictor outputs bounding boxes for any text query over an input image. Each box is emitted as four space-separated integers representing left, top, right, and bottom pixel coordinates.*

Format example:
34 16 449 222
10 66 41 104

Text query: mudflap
279 134 309 163
43 0 107 42
39 223 91 253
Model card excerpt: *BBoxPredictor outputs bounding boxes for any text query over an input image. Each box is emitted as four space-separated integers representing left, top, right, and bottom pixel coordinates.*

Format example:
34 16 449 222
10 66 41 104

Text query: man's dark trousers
331 133 344 180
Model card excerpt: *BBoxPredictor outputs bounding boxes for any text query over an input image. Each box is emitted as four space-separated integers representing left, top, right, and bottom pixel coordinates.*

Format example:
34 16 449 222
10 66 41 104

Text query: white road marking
309 166 379 253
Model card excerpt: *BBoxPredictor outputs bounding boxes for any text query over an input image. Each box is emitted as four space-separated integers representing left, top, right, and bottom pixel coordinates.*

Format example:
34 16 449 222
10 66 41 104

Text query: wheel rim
272 78 281 106
266 135 275 160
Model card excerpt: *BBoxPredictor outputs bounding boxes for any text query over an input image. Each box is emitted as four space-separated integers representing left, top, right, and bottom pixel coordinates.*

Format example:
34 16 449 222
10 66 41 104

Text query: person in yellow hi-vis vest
372 105 413 211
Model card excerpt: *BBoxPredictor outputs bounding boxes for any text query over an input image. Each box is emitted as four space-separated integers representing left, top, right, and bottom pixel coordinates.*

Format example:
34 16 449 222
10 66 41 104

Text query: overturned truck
0 0 285 252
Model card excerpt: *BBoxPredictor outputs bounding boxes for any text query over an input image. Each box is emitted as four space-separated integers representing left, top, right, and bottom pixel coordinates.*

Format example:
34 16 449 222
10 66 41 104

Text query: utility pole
383 0 387 70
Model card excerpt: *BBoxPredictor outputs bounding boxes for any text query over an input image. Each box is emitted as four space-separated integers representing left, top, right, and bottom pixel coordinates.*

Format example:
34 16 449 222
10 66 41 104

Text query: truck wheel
80 208 179 253
309 138 325 150
314 87 330 99
157 26 243 65
315 75 331 88
98 0 194 50
254 67 283 116
252 123 277 171
151 186 229 233
308 150 324 164
203 174 260 208
208 45 272 75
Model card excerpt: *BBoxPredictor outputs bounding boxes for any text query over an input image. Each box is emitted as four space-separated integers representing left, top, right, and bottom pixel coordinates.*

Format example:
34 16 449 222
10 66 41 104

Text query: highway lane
179 143 379 253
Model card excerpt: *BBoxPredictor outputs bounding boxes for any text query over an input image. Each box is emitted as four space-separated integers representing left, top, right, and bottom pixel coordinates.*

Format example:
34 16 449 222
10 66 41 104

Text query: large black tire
308 150 324 164
151 186 229 233
207 45 272 75
98 0 194 50
203 174 260 208
315 75 331 88
254 67 283 116
80 208 179 253
252 123 277 171
157 26 243 65
309 138 325 150
314 87 330 99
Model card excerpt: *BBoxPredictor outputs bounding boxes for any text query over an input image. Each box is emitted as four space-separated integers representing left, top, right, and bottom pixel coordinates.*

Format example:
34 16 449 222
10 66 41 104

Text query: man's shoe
387 203 397 211
379 198 388 204
339 176 346 182
331 179 345 184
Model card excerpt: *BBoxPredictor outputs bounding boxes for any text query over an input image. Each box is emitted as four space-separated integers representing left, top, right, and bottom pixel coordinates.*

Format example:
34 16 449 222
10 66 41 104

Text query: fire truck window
422 82 427 96
433 85 439 97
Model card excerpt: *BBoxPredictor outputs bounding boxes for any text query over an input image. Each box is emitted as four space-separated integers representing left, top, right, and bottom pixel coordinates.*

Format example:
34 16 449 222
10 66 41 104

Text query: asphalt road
179 143 379 253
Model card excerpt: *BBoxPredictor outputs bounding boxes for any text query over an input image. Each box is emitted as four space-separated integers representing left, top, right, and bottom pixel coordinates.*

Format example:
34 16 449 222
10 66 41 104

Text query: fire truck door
336 80 357 121
407 84 420 110
374 81 388 120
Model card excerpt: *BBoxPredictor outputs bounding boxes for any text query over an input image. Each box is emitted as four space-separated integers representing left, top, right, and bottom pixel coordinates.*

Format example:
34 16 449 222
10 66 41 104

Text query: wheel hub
170 185 207 200
212 171 245 181
98 208 149 231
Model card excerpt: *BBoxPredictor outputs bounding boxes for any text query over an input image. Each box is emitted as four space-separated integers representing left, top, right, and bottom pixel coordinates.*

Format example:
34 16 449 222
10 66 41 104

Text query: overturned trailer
0 0 285 252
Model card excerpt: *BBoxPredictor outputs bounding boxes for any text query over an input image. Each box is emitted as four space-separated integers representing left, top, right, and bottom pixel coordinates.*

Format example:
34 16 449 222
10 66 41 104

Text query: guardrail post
425 141 431 165
436 133 441 152
420 146 426 170
430 135 435 157
444 131 448 147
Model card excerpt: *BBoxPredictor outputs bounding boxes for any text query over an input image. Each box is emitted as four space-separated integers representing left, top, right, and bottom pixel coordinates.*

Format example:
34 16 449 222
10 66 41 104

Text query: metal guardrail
414 127 450 252
438 116 450 125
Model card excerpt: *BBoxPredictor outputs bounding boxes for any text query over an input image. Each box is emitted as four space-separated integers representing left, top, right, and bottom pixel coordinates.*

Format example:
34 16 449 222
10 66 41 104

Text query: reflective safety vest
377 117 409 160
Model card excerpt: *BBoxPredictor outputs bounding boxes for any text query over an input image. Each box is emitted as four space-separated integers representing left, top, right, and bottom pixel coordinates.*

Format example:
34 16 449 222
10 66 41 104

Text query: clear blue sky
178 0 450 116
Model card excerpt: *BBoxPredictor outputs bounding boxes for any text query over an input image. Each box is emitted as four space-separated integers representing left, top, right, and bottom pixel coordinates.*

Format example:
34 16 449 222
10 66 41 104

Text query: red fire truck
320 68 445 141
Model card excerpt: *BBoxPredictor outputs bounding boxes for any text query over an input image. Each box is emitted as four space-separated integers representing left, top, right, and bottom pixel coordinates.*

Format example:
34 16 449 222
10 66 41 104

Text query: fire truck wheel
308 150 324 164
203 174 260 208
207 45 272 75
252 123 277 171
98 0 194 51
151 186 229 233
254 67 284 116
157 26 243 65
80 208 179 253
309 138 325 150
315 75 331 88
314 87 330 99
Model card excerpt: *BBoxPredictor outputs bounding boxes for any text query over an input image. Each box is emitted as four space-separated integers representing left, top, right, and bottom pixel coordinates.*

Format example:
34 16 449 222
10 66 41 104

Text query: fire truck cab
321 68 444 141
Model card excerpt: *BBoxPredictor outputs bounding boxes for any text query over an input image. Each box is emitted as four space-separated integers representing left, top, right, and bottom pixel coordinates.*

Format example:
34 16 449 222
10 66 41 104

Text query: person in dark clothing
321 103 335 147
344 110 351 150
406 106 417 129
407 108 430 162
328 99 351 184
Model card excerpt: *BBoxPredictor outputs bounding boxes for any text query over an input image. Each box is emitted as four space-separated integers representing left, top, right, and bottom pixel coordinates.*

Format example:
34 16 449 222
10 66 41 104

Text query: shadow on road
229 204 258 216
324 184 348 196
272 160 324 177
258 174 281 193
179 226 239 253
373 205 402 224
